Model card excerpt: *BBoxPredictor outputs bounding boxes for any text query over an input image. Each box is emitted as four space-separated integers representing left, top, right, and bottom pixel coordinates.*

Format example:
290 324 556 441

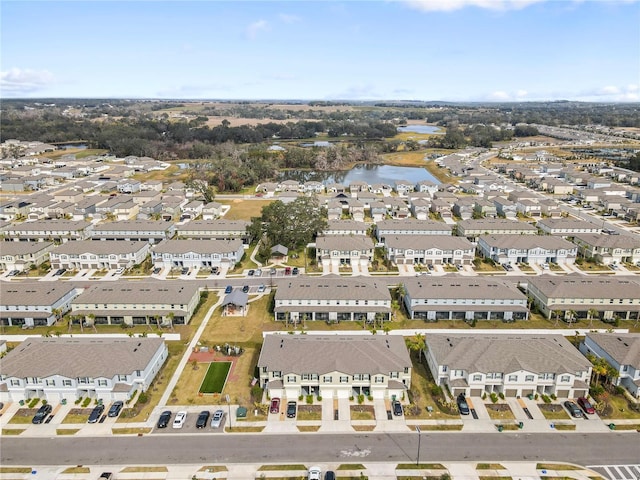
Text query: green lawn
199 362 232 394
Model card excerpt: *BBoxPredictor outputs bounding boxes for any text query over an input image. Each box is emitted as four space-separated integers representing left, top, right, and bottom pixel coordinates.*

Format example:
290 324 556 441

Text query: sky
1 0 639 102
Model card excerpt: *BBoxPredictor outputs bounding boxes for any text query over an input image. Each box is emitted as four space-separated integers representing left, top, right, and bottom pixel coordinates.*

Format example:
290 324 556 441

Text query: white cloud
278 13 301 23
246 19 269 39
488 90 511 101
402 0 547 12
515 89 528 99
0 67 55 96
325 84 383 100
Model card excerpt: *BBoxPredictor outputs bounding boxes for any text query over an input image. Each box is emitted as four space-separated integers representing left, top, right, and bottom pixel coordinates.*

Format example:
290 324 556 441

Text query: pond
279 164 440 185
397 125 443 134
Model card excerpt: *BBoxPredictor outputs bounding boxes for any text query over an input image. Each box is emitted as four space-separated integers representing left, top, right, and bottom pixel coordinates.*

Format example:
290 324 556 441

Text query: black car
99 474 113 480
88 404 105 423
152 267 161 275
286 401 297 418
242 285 250 293
181 267 189 275
107 401 123 417
457 394 470 415
564 400 583 418
392 400 403 416
31 404 52 424
324 472 336 480
157 410 172 428
292 267 299 275
248 269 255 276
196 410 210 428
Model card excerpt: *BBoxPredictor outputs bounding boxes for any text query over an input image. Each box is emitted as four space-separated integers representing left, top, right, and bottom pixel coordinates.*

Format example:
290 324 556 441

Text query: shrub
430 385 443 396
75 398 82 405
357 394 365 405
27 398 40 409
367 395 373 402
534 394 539 400
550 394 557 400
81 397 91 408
541 394 551 404
251 385 263 402
298 395 303 401
490 393 498 404
482 392 487 400
498 392 505 400
306 394 313 405
317 395 322 401
349 396 354 401
614 386 625 395
137 392 149 405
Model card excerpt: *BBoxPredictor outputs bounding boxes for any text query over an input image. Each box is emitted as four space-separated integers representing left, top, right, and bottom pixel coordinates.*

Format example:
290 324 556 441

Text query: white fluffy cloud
278 13 301 23
0 68 54 95
246 20 269 39
402 0 546 12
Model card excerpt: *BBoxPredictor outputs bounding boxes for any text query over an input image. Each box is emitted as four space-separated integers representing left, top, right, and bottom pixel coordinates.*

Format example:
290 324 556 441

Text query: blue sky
1 0 639 101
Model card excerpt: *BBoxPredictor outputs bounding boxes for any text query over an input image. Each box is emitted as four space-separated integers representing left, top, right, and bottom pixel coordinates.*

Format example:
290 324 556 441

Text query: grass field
218 199 274 220
199 362 232 394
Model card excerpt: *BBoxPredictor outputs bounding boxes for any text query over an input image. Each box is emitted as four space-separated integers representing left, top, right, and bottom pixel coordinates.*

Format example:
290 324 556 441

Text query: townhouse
176 219 252 246
315 235 374 268
70 281 201 326
375 219 452 244
0 241 54 271
456 219 538 242
258 334 411 400
477 234 577 265
273 275 391 324
151 239 245 270
2 220 93 243
424 334 592 399
536 218 601 236
580 333 640 399
1 282 78 327
384 235 475 266
0 337 167 403
323 220 368 236
50 240 150 270
402 277 528 322
527 275 640 322
571 233 640 265
90 220 176 243
492 197 517 219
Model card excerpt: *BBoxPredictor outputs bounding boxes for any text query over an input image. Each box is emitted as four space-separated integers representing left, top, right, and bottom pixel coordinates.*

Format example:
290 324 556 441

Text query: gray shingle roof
72 281 198 305
53 240 148 255
385 235 474 250
258 335 411 376
573 233 640 248
275 275 390 302
1 282 77 307
585 333 640 368
479 234 576 250
529 274 640 299
427 334 591 374
153 239 243 254
0 337 164 379
403 277 526 301
316 235 374 251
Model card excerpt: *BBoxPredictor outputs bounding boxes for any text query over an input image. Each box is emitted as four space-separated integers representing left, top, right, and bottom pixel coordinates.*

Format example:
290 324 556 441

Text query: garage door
556 390 569 398
505 389 518 398
470 389 483 397
522 389 534 397
452 388 465 397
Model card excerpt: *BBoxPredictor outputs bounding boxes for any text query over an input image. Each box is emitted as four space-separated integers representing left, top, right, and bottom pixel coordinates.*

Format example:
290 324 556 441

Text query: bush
349 396 354 401
490 393 498 404
137 392 149 405
306 394 313 405
81 397 91 408
27 398 40 409
251 385 263 402
550 394 557 400
317 395 322 401
614 386 625 395
357 394 365 405
298 395 303 401
367 395 373 402
498 392 505 400
75 398 82 405
541 394 551 404
430 385 443 396
482 392 487 400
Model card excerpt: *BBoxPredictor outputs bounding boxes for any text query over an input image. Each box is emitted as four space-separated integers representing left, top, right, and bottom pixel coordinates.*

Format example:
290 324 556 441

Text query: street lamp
415 425 421 466
225 394 233 431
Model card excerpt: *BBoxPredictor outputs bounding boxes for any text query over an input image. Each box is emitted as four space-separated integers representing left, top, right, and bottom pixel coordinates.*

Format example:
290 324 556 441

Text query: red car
577 397 595 415
270 398 281 414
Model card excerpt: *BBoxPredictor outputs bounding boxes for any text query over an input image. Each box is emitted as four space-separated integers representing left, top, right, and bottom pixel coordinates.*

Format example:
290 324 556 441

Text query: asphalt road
2 432 639 466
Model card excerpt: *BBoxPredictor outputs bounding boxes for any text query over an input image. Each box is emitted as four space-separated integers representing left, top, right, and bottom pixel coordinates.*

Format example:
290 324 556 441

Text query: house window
98 379 108 387
390 372 399 379
287 376 296 382
135 370 142 377
323 376 332 383
375 377 384 384
272 371 282 378
117 375 127 381
525 375 534 382
340 376 349 383
404 367 409 374
560 375 570 383
10 379 20 386
508 375 518 382
473 374 482 382
77 377 90 385
45 379 56 386
63 379 72 387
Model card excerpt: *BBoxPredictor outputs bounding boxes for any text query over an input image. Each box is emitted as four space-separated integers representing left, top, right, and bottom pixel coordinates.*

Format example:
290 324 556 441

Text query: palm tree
406 333 426 361
167 312 175 331
587 308 599 328
87 314 96 332
566 310 577 327
552 310 563 327
52 308 62 325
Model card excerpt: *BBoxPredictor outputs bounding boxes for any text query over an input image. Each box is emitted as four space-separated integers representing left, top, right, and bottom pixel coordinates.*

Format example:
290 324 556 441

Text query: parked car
577 397 595 415
308 466 322 480
99 473 113 480
196 410 210 428
224 285 233 294
392 400 403 416
248 269 255 276
270 398 281 414
157 410 172 428
564 400 583 418
180 267 189 275
107 401 123 417
270 267 277 275
292 267 299 275
255 269 262 277
427 264 434 271
88 404 105 423
152 267 162 275
115 267 125 275
457 394 470 415
242 285 249 293
284 267 292 275
286 401 297 418
31 404 52 424
324 472 336 480
173 410 187 428
210 409 224 428
257 284 266 293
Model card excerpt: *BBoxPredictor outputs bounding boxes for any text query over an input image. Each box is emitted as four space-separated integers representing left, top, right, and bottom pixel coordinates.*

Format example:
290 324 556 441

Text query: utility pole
415 425 421 466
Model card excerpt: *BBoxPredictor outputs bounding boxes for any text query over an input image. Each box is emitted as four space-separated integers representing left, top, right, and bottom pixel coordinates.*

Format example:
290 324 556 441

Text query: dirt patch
350 405 376 420
538 404 563 413
486 404 511 412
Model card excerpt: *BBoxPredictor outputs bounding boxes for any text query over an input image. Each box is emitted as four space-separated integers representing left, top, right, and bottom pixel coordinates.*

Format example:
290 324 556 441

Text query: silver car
210 409 224 428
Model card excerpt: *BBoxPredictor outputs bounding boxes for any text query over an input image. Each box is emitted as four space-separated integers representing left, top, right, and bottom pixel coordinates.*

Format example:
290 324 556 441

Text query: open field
199 362 232 394
218 199 274 220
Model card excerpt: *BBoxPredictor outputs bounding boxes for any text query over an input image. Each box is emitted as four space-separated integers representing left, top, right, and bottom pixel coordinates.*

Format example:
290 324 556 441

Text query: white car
210 409 224 428
172 410 187 429
257 284 266 293
308 466 322 480
115 267 125 275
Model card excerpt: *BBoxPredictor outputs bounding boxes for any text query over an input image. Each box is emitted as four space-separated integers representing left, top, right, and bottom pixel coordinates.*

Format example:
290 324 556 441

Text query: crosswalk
588 465 640 480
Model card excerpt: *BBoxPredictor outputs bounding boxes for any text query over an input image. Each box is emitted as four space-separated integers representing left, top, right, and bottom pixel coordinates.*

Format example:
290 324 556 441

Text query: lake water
279 164 440 185
397 125 442 134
